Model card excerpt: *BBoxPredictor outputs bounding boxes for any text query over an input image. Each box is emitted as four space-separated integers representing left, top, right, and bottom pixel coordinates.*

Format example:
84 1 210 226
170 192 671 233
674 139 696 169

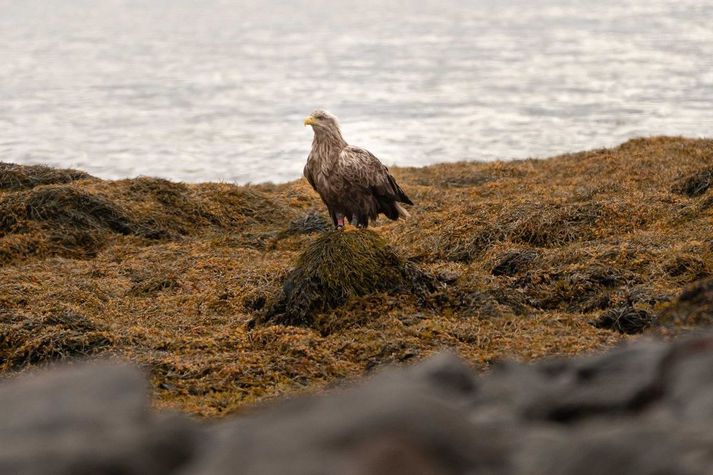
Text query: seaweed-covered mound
258 230 434 328
0 162 93 191
0 311 112 370
0 165 295 264
591 304 653 335
672 167 713 197
0 185 138 260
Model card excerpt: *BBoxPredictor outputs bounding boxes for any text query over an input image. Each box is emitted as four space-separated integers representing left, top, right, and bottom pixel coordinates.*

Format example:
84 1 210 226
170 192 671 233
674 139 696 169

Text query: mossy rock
256 230 435 328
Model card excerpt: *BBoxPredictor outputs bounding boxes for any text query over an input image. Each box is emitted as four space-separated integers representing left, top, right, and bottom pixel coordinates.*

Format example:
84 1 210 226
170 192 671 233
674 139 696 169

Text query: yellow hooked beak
303 116 317 126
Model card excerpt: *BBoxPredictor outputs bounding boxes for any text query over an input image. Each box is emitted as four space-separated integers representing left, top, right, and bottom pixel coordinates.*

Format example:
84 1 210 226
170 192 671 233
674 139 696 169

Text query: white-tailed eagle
303 109 412 229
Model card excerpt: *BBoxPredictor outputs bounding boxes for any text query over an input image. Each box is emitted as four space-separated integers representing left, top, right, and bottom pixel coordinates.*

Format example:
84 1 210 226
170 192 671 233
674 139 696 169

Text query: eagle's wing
338 145 413 205
303 157 316 189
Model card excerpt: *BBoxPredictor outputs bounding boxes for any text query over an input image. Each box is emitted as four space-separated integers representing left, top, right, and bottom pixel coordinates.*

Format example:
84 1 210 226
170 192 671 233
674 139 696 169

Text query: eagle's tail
387 175 414 205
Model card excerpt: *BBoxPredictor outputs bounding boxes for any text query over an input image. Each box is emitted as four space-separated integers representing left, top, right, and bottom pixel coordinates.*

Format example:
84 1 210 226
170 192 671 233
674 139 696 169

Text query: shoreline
10 134 710 187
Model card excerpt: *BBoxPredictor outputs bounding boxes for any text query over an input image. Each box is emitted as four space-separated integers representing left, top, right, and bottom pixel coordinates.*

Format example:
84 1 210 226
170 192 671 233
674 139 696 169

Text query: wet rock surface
5 334 713 474
0 362 196 475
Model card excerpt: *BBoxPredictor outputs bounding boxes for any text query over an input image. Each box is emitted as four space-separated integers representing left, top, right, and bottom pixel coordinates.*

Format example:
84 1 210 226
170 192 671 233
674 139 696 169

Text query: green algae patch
256 230 435 328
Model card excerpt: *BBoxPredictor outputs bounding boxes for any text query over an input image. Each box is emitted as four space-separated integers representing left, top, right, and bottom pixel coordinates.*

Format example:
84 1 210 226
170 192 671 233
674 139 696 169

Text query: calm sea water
1 0 711 183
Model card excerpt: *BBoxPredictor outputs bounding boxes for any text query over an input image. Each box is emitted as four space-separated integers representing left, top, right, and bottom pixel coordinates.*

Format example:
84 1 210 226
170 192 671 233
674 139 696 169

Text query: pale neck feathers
310 125 347 174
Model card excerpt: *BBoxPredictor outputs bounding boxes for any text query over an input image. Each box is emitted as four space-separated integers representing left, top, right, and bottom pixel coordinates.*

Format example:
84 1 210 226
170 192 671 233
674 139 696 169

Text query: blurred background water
1 0 711 183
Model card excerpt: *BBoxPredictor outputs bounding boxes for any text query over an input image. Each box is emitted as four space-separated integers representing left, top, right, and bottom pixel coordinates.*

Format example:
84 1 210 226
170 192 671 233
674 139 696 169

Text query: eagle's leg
336 214 345 230
357 213 369 228
328 207 338 228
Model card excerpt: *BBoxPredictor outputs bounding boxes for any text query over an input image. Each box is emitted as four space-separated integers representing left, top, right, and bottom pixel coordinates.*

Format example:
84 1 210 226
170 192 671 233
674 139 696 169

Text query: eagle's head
303 109 340 132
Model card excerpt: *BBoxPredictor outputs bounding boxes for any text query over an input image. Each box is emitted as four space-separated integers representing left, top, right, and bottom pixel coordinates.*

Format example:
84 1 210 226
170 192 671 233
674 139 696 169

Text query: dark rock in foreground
0 362 195 475
5 334 713 474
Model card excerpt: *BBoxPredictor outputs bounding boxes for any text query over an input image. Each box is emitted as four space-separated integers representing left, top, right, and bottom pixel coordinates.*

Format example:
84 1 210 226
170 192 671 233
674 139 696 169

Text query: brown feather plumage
303 110 413 228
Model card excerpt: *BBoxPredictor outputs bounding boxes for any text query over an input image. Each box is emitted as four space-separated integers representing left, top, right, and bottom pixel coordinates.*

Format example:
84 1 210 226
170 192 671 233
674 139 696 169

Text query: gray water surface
1 0 712 183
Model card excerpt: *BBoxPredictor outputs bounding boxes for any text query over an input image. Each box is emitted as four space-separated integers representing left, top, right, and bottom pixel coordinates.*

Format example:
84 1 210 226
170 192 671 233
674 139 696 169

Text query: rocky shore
4 332 713 474
1 136 713 419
